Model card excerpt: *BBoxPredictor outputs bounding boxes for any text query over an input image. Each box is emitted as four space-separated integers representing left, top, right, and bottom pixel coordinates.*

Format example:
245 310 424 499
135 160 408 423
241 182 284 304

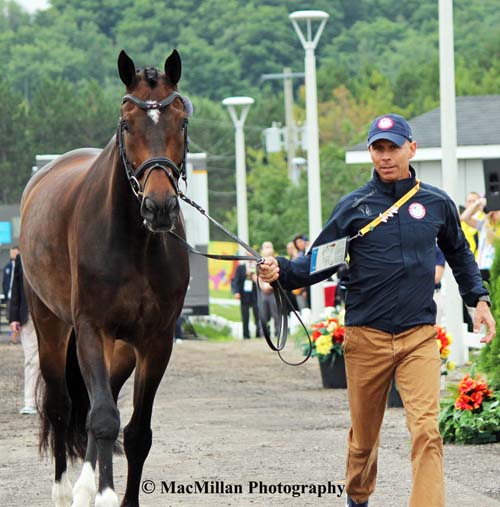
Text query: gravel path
0 338 499 506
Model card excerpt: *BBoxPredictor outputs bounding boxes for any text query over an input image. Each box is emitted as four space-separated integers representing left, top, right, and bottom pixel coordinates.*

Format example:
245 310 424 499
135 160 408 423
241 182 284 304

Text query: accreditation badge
309 237 349 275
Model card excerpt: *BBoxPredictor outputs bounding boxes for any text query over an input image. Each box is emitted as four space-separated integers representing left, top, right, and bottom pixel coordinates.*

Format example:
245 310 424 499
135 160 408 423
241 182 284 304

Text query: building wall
411 158 485 207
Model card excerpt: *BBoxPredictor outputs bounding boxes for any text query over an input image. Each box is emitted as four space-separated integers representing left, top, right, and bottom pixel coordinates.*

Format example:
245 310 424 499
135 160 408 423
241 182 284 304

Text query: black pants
241 301 260 339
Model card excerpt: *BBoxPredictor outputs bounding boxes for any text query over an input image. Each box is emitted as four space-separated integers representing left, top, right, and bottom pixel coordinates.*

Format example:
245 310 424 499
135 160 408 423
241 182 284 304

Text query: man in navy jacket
259 114 495 507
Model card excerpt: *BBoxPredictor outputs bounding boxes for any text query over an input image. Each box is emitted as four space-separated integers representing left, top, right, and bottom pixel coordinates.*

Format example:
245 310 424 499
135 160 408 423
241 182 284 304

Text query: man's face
368 139 417 183
9 248 18 260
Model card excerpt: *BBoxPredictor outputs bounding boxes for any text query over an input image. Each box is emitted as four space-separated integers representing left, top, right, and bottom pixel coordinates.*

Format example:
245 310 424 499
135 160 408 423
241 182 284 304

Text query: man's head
367 114 417 183
9 246 19 260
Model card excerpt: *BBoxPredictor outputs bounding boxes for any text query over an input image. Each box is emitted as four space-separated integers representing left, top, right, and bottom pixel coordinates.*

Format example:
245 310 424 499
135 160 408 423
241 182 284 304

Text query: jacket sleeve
8 255 22 323
277 201 351 291
437 198 488 306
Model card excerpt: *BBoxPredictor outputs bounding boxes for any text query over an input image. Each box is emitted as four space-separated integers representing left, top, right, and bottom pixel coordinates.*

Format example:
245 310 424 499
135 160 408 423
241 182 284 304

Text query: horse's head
117 50 192 232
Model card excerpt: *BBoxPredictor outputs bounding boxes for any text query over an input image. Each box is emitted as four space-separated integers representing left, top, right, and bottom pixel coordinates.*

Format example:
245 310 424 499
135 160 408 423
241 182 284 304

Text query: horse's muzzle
141 195 179 232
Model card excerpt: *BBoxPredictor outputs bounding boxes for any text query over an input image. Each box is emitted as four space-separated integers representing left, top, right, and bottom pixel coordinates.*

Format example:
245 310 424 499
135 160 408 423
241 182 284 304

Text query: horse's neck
95 139 149 241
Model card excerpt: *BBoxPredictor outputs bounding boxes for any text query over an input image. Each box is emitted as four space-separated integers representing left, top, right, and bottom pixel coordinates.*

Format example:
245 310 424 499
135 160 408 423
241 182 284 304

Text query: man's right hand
10 321 20 333
259 257 280 283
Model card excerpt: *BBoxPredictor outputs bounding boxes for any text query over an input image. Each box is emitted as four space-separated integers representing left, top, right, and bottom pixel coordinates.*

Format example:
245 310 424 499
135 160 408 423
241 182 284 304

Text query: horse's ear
164 49 181 86
118 50 137 88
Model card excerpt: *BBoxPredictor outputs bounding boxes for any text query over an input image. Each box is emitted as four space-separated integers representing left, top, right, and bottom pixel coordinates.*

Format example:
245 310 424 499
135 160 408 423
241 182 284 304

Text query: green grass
209 288 233 299
192 322 235 342
210 303 241 322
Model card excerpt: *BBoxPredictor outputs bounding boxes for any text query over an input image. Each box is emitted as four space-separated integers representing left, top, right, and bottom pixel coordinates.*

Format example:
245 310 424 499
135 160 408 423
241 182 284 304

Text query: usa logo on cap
377 117 394 130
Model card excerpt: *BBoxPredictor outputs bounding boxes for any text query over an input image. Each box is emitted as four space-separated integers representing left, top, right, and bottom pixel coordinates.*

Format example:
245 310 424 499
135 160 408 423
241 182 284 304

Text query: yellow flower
446 334 453 345
327 322 337 333
316 334 333 356
436 339 441 350
446 360 456 371
441 347 450 359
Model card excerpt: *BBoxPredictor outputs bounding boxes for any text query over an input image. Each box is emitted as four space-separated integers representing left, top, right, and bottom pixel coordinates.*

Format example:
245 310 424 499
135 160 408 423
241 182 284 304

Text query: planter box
319 355 347 389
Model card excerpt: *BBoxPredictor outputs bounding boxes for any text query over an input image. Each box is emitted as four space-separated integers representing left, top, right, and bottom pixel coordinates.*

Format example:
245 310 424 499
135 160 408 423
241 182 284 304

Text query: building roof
349 95 500 152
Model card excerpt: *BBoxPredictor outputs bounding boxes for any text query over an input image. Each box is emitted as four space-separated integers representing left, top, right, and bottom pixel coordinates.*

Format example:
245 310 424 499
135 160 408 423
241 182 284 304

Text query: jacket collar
371 166 417 198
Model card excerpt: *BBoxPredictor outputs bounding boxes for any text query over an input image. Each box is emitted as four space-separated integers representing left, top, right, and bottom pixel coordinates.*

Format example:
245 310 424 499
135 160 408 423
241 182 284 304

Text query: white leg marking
94 488 119 507
71 462 96 507
52 471 73 507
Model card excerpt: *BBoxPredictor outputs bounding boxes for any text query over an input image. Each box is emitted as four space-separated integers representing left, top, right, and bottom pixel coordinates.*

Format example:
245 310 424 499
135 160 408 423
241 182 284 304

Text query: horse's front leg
73 322 120 507
120 335 174 507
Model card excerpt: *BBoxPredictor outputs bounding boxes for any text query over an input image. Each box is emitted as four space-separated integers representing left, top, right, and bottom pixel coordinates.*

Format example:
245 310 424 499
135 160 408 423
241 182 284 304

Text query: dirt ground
0 336 499 507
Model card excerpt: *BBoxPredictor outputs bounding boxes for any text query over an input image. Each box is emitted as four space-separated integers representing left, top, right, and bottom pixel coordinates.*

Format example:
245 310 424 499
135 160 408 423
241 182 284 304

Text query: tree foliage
0 0 498 247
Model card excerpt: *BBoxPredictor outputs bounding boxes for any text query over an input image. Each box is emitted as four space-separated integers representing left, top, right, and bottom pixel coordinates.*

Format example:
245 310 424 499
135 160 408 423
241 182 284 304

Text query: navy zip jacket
277 167 488 334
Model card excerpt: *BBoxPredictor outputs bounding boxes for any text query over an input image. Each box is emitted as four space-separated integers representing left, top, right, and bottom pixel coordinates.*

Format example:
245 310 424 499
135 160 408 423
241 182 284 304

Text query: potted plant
439 370 500 444
305 307 347 388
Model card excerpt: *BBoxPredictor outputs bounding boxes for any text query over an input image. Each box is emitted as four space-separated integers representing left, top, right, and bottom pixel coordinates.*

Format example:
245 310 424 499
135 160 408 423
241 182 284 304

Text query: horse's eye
122 122 130 132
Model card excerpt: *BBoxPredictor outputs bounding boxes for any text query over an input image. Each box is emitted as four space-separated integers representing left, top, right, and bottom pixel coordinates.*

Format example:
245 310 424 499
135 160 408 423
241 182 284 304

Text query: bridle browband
117 91 189 200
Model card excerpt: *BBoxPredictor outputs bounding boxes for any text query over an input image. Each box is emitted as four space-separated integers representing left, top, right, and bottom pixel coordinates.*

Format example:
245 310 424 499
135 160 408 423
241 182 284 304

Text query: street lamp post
222 96 254 253
289 10 329 319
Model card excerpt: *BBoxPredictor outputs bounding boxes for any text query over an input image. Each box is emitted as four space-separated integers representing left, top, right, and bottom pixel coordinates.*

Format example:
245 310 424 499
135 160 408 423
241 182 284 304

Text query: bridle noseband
117 91 190 201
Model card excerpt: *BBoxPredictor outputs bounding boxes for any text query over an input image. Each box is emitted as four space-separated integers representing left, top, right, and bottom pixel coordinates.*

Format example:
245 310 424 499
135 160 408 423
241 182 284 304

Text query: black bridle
117 91 190 200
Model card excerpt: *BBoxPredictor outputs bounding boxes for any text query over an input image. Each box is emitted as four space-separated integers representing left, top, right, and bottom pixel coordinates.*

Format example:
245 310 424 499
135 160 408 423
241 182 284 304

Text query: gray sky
16 0 50 13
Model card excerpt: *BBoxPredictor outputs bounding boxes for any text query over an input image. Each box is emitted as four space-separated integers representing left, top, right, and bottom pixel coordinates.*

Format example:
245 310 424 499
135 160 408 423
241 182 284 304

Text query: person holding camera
460 196 500 282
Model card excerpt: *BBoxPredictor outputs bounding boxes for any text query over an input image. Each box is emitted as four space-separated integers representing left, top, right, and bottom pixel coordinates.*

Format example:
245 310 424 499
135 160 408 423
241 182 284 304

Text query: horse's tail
39 329 89 461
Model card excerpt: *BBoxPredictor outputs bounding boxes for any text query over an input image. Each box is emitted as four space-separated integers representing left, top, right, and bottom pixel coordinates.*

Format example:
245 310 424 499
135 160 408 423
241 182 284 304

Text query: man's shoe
19 406 37 415
346 496 368 507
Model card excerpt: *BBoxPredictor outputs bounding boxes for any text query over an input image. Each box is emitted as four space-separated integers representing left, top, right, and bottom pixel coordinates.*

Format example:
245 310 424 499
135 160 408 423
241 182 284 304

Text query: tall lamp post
439 0 466 364
289 10 329 319
222 96 254 253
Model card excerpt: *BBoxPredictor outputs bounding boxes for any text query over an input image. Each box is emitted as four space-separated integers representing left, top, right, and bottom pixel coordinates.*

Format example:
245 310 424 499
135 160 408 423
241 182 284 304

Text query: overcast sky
16 0 50 13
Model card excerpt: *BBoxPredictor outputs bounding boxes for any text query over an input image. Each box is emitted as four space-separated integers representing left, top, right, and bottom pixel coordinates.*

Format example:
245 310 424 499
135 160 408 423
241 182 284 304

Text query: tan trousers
343 325 444 507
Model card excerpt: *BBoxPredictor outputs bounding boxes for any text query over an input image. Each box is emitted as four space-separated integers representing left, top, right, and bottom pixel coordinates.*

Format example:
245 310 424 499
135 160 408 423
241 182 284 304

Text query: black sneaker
346 496 368 507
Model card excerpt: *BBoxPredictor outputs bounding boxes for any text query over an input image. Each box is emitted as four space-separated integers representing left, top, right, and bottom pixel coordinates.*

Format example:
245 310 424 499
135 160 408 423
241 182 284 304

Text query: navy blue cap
367 114 413 147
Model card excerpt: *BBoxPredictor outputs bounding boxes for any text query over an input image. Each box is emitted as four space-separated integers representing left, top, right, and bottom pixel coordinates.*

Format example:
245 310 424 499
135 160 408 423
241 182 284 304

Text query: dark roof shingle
349 95 500 151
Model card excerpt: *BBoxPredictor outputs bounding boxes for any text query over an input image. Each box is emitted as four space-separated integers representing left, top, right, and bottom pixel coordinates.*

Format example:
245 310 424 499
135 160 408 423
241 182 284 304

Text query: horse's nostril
143 197 156 213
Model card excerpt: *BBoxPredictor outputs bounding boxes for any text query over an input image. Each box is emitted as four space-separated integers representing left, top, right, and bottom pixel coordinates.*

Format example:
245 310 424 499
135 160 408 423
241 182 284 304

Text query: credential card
309 237 348 275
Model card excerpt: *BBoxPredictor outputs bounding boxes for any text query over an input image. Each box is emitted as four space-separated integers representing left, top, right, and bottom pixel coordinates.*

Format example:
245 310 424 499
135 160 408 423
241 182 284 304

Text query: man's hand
258 257 280 283
234 293 241 300
474 301 496 343
10 321 20 333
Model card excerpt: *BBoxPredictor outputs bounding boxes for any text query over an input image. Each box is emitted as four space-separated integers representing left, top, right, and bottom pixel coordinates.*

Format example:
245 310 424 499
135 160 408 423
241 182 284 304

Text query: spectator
231 261 260 339
434 246 446 326
8 253 39 415
460 191 482 258
460 196 500 282
2 245 19 343
258 242 280 337
292 234 310 308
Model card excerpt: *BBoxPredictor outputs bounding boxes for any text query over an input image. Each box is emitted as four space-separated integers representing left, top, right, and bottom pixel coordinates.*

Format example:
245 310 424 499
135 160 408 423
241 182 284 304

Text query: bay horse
19 50 190 507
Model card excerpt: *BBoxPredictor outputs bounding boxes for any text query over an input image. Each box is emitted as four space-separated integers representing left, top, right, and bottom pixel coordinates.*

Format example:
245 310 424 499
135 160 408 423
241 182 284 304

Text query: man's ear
408 141 417 159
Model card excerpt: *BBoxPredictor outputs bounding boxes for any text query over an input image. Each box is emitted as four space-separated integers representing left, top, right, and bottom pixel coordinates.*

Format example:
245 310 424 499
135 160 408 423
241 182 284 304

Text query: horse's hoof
95 488 119 507
52 472 73 507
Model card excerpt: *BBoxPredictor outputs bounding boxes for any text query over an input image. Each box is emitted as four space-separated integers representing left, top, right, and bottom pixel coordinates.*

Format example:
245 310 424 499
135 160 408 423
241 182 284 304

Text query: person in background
460 196 500 283
258 242 280 337
434 245 446 326
460 191 482 258
8 253 39 415
259 113 495 507
292 234 310 308
2 245 20 344
231 261 260 339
